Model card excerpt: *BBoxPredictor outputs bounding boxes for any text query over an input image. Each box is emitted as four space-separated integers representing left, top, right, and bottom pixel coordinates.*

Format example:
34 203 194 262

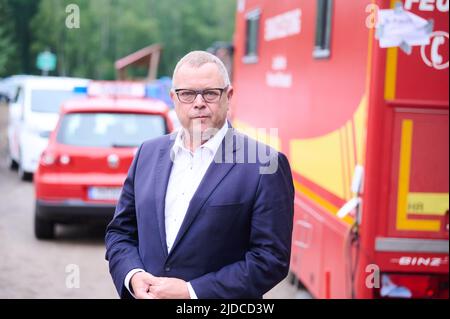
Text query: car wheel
6 153 18 170
18 152 32 181
5 141 18 170
34 205 55 239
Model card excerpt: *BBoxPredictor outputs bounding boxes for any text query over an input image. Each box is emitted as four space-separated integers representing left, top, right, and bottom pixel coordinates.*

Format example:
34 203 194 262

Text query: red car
34 96 173 239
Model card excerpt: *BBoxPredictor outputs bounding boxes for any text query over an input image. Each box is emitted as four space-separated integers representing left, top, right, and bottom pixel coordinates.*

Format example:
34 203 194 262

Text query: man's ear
169 89 178 106
227 86 234 100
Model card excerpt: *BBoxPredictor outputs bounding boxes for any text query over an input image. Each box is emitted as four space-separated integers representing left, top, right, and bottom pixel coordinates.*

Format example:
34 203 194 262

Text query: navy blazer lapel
169 128 241 256
153 137 175 258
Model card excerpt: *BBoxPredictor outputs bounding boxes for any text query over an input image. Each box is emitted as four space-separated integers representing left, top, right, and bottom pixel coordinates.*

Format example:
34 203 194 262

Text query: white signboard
376 5 433 51
265 9 302 42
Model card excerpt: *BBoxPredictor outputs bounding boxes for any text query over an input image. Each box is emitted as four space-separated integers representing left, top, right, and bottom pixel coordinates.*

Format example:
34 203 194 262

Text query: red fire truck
231 0 448 298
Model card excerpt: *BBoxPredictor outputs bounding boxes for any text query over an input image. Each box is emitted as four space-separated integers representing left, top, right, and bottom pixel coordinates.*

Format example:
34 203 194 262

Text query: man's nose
193 93 206 108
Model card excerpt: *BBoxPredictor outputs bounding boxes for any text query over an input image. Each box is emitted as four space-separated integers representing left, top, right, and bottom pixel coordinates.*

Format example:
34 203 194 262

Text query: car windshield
56 112 167 147
31 89 83 113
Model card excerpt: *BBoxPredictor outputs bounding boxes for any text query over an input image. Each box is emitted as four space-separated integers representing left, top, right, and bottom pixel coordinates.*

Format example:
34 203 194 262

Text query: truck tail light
375 273 449 299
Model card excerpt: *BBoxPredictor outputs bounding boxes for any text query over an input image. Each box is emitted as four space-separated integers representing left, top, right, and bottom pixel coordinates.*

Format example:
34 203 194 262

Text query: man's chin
188 126 220 142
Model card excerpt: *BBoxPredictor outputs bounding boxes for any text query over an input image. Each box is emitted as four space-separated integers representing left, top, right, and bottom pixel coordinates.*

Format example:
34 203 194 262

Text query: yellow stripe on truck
384 0 399 100
407 193 449 216
293 180 354 226
396 120 441 232
385 47 398 100
291 127 347 199
233 120 281 151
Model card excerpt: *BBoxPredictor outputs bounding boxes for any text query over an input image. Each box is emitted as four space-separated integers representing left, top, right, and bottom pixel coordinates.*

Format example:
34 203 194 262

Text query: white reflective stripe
375 237 449 253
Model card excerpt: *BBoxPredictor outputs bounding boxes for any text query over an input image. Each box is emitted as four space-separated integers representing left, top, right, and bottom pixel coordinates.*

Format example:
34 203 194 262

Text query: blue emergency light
72 79 174 108
73 86 88 94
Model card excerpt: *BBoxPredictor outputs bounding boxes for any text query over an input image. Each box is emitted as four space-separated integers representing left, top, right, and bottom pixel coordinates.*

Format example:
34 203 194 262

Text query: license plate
88 187 122 201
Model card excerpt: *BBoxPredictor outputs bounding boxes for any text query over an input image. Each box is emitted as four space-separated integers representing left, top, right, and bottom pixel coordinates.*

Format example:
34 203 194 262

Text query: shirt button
165 266 171 272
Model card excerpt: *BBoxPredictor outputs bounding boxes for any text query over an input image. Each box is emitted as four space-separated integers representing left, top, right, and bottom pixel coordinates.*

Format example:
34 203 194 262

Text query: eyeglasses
174 87 228 104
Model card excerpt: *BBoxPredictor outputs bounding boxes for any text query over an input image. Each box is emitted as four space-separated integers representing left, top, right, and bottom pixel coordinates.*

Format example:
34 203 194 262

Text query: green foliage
0 0 39 76
0 0 236 78
0 1 13 74
0 19 15 75
150 0 236 77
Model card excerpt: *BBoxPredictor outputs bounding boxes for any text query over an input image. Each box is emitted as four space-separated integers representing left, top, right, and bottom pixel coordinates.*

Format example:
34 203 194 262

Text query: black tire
7 154 18 170
18 152 32 181
34 205 55 239
5 141 18 170
18 164 32 181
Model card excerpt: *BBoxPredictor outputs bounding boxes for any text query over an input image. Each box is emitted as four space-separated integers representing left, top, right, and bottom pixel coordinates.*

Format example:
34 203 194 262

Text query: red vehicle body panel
232 0 448 298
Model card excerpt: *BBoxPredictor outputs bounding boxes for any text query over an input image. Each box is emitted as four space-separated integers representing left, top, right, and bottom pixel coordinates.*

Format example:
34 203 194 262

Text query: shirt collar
171 120 229 157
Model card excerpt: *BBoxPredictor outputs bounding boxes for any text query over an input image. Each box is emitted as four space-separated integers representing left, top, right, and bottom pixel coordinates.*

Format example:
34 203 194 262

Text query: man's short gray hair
173 51 231 87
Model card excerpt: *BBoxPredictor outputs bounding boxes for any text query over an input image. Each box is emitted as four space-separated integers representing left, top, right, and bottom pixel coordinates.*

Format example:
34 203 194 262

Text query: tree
0 0 39 76
26 0 237 79
149 0 236 76
0 12 15 75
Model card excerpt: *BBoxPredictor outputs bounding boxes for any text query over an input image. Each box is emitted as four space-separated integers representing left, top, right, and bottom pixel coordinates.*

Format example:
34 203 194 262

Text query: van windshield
31 90 82 113
56 112 167 148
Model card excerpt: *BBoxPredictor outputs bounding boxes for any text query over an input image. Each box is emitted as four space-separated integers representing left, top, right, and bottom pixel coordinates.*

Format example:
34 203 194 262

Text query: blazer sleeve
105 144 146 299
189 152 295 298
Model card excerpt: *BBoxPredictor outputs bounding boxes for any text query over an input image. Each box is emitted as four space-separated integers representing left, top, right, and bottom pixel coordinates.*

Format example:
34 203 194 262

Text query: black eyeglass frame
174 86 229 103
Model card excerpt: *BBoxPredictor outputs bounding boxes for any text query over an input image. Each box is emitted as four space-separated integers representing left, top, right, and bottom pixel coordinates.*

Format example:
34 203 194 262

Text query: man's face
171 63 233 138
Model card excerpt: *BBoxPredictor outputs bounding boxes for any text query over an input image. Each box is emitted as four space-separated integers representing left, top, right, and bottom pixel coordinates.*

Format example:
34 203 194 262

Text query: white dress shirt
125 121 229 299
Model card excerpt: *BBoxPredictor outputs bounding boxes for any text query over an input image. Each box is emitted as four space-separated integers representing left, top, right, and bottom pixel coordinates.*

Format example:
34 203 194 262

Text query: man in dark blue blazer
105 51 294 299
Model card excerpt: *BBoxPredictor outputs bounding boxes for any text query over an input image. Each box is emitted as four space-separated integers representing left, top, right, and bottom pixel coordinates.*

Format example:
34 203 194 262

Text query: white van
7 76 89 180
